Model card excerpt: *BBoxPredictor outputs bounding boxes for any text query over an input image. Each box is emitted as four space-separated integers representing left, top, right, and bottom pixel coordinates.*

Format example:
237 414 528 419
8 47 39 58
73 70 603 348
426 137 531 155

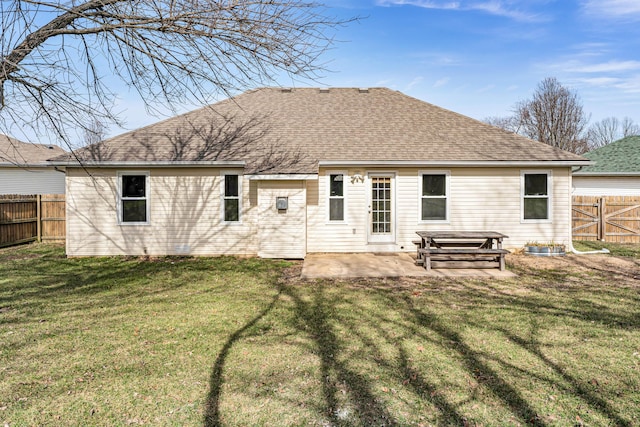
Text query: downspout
568 170 610 254
568 241 610 255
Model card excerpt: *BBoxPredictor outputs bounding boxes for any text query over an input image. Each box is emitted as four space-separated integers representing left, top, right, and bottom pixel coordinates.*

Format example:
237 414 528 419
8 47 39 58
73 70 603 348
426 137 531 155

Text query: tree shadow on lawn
203 287 283 426
0 251 273 315
204 268 638 426
0 249 279 358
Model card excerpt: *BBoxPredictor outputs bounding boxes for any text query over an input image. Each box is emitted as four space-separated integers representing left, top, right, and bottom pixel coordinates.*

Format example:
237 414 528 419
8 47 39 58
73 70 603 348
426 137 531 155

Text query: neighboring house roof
51 87 588 174
575 136 640 176
0 134 66 166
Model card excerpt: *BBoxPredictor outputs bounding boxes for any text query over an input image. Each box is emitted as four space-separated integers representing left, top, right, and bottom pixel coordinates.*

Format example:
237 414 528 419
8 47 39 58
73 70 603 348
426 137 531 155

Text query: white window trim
521 170 553 223
326 170 348 224
418 170 450 224
220 171 243 224
117 171 150 226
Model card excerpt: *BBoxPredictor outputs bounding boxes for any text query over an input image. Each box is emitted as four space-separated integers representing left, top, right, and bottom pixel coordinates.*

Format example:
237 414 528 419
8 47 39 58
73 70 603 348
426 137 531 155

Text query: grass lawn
1 244 640 426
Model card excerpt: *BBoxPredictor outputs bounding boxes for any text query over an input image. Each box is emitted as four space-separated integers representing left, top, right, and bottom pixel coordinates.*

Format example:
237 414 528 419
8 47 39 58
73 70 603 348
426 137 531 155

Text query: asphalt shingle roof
0 134 66 166
55 87 587 174
577 136 640 174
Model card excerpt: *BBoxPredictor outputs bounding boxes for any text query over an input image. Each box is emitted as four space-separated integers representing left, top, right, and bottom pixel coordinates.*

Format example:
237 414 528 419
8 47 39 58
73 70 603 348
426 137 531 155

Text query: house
0 134 67 195
50 87 589 258
572 136 640 196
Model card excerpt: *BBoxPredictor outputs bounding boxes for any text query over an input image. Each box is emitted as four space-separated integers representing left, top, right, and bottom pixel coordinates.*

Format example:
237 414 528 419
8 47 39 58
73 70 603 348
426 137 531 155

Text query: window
523 172 550 220
223 174 240 222
420 172 448 221
329 173 344 221
119 172 149 224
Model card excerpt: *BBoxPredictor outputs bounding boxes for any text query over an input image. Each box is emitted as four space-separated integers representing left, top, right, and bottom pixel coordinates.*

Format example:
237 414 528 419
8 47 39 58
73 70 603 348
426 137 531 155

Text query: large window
420 172 448 221
329 173 345 221
119 172 149 224
223 174 240 222
523 172 550 220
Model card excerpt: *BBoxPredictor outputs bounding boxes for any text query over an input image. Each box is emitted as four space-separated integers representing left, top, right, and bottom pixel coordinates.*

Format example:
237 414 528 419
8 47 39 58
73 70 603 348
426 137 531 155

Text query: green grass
1 244 640 426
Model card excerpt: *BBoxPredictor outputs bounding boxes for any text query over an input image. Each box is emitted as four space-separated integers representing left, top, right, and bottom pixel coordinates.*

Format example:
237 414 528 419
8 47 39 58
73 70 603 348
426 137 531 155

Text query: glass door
368 174 395 243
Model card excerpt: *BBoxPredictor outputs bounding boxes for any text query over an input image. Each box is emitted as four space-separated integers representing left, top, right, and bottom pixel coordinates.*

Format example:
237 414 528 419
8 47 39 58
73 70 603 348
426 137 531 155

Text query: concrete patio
301 252 517 279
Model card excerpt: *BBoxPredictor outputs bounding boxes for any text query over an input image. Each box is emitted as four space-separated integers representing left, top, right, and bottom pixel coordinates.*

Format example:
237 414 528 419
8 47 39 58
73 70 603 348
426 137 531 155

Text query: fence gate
572 196 640 243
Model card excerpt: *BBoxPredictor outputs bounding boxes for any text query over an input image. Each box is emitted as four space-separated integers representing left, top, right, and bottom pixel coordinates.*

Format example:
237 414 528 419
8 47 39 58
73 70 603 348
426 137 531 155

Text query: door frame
367 172 397 244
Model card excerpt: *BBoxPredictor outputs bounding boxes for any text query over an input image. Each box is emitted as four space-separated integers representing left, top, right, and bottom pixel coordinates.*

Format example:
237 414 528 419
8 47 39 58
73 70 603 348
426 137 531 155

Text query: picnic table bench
414 231 509 271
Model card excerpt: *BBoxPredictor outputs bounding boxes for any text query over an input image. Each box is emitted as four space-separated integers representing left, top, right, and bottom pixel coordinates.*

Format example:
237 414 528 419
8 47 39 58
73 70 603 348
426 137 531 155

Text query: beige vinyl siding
0 168 65 194
572 176 640 196
66 167 257 256
257 180 306 258
308 167 573 252
306 171 369 252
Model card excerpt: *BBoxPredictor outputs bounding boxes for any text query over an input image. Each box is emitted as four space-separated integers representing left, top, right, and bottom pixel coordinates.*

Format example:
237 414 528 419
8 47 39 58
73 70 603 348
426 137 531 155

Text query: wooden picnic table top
415 231 508 240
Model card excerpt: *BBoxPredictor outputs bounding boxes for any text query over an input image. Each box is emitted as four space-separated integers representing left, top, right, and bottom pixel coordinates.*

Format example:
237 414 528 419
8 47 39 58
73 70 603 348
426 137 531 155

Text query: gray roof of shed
54 87 587 174
0 134 66 166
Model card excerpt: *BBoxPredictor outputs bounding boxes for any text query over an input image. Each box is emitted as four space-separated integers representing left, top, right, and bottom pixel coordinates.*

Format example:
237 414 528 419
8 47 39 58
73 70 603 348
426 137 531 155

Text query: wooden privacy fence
572 196 640 243
0 194 65 248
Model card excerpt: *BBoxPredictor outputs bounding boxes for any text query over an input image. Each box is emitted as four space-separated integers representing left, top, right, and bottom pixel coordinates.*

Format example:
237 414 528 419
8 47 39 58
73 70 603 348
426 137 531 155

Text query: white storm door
368 174 395 243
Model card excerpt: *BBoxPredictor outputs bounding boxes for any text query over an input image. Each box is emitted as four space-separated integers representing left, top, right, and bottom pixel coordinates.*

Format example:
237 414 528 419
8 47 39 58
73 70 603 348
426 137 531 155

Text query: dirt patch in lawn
508 252 640 282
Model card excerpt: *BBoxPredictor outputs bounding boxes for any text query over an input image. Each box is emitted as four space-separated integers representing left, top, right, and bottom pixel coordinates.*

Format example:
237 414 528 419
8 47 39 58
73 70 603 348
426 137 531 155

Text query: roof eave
47 160 246 168
247 174 318 180
318 160 592 168
0 162 57 168
573 171 640 176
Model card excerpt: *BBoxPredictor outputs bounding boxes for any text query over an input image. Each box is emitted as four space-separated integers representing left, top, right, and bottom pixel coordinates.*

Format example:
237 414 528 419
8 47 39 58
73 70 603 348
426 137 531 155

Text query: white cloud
405 76 424 91
376 0 547 22
582 0 640 18
567 60 640 74
374 79 394 86
541 57 640 76
476 84 496 93
573 76 623 87
571 75 640 95
433 77 450 88
615 75 640 93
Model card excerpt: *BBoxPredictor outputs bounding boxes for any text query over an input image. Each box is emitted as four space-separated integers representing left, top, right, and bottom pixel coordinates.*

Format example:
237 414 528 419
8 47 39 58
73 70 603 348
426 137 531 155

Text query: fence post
598 197 605 241
37 194 42 243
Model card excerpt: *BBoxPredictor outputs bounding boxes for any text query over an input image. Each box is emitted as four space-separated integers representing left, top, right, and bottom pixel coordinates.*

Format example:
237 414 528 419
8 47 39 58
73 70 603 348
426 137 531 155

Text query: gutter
247 174 318 180
319 160 592 168
46 160 246 168
573 172 640 177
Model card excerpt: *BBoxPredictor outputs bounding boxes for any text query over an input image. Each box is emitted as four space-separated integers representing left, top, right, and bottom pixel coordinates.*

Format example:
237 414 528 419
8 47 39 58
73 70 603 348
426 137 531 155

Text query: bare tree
82 119 108 146
483 115 521 133
621 117 640 137
515 77 589 154
587 116 640 150
0 1 348 146
484 78 590 154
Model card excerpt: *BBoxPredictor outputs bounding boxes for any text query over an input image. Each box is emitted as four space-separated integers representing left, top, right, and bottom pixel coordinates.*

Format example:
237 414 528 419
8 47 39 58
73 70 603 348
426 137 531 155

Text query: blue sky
116 0 640 136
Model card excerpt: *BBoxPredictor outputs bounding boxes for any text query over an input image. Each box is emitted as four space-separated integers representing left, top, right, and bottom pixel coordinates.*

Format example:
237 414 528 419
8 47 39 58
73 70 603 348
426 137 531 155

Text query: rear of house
54 88 588 257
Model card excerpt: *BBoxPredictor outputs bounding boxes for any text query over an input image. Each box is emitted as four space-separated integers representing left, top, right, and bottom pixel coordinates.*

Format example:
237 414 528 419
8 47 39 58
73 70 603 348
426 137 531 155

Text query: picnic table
414 231 509 271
